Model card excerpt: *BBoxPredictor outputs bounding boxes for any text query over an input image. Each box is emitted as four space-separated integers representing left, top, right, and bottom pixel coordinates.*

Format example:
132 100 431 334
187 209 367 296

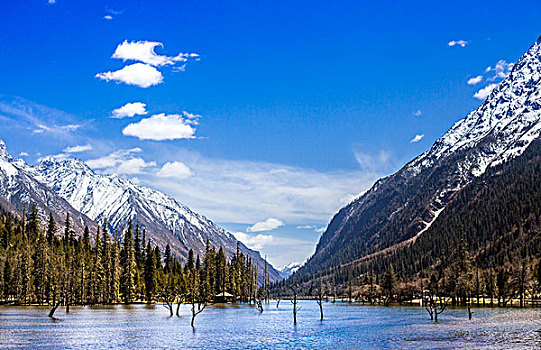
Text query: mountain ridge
294 35 541 280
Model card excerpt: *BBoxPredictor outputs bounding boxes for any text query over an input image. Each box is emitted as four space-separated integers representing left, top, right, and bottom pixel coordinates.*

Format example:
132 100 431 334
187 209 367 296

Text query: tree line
0 205 260 315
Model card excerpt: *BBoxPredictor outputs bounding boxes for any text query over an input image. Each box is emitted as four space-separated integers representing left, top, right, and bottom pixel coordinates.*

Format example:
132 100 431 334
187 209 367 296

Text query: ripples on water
1 302 540 349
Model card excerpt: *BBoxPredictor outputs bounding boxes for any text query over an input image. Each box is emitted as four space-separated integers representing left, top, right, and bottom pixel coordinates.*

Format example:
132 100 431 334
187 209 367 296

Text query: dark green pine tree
144 242 156 303
120 220 136 302
83 226 90 251
46 213 57 244
27 205 40 239
164 244 172 273
134 224 142 267
64 213 71 245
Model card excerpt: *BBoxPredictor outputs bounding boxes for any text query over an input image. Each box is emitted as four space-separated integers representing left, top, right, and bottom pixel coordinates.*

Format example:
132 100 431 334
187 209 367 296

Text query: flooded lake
1 301 540 349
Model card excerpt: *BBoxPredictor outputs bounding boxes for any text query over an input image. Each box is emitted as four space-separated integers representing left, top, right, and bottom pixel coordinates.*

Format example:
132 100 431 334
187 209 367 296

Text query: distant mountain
279 261 302 279
0 140 96 233
0 140 280 282
289 35 541 284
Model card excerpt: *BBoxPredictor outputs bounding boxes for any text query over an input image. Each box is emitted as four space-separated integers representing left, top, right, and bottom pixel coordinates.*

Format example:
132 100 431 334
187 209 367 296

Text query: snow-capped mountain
26 155 280 281
279 261 302 279
0 140 280 282
0 140 96 232
297 35 541 276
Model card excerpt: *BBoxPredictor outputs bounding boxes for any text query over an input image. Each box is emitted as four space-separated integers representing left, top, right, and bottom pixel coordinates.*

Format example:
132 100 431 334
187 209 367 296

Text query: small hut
214 291 234 303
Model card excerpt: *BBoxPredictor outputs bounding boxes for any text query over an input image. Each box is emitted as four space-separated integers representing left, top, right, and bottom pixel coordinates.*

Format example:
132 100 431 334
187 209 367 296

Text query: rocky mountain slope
294 35 541 279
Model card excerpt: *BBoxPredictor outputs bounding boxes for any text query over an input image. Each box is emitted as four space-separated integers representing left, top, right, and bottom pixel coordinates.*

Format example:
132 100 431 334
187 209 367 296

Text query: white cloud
354 150 392 173
48 0 56 4
413 110 422 116
157 161 193 179
33 123 81 135
111 40 199 67
86 148 156 175
142 149 389 225
103 15 113 20
116 158 157 175
0 97 85 140
95 63 163 88
247 218 284 232
19 152 29 157
473 83 498 100
410 134 424 143
448 40 468 47
297 225 314 229
485 60 514 81
111 102 148 119
63 144 93 153
467 75 483 85
122 113 198 140
315 227 326 233
339 192 362 204
232 232 274 250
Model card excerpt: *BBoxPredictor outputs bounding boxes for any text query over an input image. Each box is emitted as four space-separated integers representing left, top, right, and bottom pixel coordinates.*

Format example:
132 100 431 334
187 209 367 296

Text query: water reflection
0 302 540 349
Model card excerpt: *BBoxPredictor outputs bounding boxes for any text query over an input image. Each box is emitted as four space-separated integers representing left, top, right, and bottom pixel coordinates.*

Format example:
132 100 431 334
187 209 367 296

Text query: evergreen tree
46 213 57 244
64 213 71 245
144 242 156 302
164 244 172 273
120 221 136 302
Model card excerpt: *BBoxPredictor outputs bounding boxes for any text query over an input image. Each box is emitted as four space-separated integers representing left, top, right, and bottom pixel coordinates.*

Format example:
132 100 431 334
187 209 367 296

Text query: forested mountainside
278 136 540 295
286 36 541 286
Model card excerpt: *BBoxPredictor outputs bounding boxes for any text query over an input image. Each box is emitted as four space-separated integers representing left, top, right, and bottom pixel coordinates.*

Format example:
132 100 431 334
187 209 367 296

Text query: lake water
1 301 540 349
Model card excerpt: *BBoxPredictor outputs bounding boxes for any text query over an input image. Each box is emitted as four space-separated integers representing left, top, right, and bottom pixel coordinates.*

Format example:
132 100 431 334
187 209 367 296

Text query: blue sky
0 0 540 267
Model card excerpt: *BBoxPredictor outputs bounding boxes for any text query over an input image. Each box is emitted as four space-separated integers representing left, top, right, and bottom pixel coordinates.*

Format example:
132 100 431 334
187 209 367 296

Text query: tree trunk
48 301 61 318
176 302 182 317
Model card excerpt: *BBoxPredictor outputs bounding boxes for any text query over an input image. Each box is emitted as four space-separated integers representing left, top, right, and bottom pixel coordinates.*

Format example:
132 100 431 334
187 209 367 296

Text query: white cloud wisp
247 218 284 232
410 134 424 143
473 83 498 100
122 112 199 140
96 63 163 88
111 102 148 118
157 161 193 179
111 40 199 67
448 40 468 47
63 144 93 153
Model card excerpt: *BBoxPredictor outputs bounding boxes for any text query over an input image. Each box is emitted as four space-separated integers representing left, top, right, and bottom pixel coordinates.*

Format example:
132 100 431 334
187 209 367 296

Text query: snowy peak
408 37 541 178
0 139 12 161
279 261 302 279
37 156 92 173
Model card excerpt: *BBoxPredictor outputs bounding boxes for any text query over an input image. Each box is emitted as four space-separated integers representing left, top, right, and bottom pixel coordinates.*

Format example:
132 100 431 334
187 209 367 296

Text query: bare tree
48 299 61 318
316 285 324 321
176 294 185 317
160 292 177 317
255 298 264 313
290 285 301 324
424 275 451 322
188 271 207 328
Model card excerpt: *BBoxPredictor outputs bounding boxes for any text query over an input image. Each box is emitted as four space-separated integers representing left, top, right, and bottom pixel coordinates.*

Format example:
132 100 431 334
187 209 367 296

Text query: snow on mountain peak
0 139 12 161
407 37 541 179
